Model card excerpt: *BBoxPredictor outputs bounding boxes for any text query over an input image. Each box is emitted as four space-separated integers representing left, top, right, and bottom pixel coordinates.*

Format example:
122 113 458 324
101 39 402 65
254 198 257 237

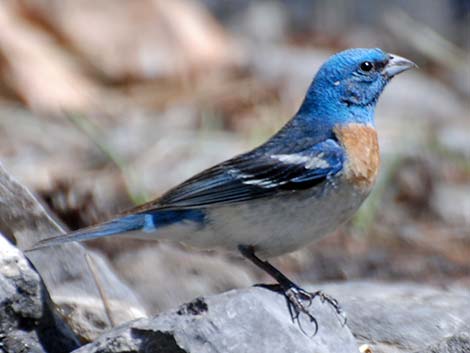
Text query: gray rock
69 281 470 353
113 243 256 313
0 233 80 353
0 163 147 341
320 281 470 353
418 332 470 353
4 236 468 353
72 286 359 353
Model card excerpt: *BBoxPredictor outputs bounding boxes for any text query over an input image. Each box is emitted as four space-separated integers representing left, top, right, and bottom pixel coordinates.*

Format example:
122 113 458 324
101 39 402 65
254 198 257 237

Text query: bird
31 48 416 327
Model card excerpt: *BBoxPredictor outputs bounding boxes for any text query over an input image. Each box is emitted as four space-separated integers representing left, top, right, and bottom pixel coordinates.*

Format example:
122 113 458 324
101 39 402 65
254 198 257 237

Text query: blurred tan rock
0 2 100 113
20 0 239 81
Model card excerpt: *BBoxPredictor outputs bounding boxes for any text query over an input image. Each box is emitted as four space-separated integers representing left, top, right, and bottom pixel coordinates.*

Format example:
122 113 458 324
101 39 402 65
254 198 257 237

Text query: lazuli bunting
33 48 416 326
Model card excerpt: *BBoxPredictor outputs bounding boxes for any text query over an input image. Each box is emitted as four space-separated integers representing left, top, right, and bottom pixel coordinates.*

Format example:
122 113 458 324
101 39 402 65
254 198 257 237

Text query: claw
310 290 347 326
283 287 347 335
237 247 347 334
284 287 318 336
285 287 319 336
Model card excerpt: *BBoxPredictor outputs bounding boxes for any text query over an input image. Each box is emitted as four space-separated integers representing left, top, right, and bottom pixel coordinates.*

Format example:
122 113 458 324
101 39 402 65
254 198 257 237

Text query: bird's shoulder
333 123 380 188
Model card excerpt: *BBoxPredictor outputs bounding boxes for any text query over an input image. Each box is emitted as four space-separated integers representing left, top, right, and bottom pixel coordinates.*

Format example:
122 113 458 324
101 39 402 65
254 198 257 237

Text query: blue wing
30 139 344 249
152 138 345 209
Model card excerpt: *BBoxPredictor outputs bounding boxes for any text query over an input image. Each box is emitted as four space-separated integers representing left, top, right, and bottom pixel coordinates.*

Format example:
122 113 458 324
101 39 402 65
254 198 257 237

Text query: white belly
176 179 371 258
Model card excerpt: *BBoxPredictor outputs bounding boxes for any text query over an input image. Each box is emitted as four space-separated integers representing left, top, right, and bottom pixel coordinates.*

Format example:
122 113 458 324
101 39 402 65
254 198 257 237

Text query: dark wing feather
152 138 345 209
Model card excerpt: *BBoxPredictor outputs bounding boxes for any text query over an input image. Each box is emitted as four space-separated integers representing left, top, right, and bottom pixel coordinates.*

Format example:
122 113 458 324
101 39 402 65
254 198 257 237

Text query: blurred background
0 0 469 314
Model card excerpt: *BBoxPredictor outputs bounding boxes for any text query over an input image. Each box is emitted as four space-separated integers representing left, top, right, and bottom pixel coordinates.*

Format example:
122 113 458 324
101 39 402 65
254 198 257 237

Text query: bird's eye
360 61 374 72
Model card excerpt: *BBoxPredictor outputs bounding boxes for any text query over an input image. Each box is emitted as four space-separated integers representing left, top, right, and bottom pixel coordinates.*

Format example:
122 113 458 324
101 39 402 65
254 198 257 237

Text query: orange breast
334 124 380 189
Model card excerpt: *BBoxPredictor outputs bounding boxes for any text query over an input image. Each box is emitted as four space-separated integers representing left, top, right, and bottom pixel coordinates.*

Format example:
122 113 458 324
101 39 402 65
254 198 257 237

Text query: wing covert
155 139 345 209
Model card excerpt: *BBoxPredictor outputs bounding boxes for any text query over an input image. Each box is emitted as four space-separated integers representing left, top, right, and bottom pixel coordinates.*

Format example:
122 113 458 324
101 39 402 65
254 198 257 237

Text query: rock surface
320 281 470 353
0 163 147 341
71 281 470 353
0 233 80 353
73 286 358 353
2 232 470 353
113 243 256 313
418 332 470 353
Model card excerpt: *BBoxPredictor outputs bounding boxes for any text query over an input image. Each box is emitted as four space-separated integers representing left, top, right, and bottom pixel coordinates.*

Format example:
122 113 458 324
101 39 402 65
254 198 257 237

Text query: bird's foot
284 286 347 333
284 286 319 335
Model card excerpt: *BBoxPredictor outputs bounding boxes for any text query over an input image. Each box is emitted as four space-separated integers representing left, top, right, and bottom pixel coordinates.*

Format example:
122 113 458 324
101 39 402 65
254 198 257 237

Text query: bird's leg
238 245 317 329
238 245 345 330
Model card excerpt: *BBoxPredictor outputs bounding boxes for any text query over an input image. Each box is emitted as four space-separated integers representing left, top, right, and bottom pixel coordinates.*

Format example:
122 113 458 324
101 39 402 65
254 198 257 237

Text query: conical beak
383 53 417 78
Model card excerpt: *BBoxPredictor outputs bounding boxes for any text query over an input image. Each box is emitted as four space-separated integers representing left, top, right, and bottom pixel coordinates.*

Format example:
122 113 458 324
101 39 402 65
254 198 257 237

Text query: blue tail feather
29 209 205 250
142 209 206 232
30 214 146 250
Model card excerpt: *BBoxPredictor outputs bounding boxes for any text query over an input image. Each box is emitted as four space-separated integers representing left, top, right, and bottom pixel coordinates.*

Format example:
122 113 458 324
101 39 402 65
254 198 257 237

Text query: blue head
297 48 415 127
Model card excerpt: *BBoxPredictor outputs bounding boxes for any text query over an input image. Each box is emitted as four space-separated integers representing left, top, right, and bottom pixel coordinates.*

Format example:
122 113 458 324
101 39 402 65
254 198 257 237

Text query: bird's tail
29 214 147 250
28 208 206 251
